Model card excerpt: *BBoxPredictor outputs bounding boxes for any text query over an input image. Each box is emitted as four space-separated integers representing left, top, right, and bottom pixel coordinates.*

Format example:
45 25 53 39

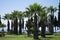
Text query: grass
40 35 60 40
0 34 60 40
0 34 33 40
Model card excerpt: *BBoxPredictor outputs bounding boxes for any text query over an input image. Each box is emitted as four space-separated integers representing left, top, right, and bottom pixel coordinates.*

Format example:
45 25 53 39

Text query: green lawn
0 35 33 40
0 34 60 40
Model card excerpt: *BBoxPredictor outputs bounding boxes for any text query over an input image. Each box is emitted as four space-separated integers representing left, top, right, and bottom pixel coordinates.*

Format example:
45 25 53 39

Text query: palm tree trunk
33 13 38 39
7 20 10 32
11 20 14 34
19 19 22 34
41 20 45 37
55 27 56 32
27 19 31 37
21 19 24 34
51 15 54 34
14 17 18 34
22 19 24 29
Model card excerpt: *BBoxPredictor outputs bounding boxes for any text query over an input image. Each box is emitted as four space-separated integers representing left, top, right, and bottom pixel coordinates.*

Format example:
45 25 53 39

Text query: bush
0 23 6 27
0 29 5 37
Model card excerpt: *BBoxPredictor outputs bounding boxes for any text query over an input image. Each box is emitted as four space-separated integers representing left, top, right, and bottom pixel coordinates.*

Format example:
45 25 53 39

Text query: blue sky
0 0 59 24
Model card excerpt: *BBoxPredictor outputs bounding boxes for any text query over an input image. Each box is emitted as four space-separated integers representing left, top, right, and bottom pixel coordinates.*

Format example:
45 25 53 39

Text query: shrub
0 29 5 37
0 23 6 27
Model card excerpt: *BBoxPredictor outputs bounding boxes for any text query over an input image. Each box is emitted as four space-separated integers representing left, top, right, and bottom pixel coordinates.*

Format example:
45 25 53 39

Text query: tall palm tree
30 3 47 37
25 3 47 38
25 3 44 39
11 10 18 34
17 11 25 34
3 14 10 32
25 10 32 37
38 9 47 37
9 14 14 34
47 6 57 34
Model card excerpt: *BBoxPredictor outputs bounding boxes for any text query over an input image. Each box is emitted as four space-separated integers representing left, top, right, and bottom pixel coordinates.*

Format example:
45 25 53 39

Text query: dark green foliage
0 23 6 27
0 29 5 37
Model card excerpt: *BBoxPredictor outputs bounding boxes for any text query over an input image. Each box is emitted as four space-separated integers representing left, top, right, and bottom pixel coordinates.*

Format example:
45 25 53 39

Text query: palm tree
29 3 41 39
25 3 44 39
25 3 47 38
25 7 32 37
17 11 25 34
11 10 18 34
38 9 47 37
47 6 57 34
31 3 47 37
9 14 14 34
3 14 10 32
